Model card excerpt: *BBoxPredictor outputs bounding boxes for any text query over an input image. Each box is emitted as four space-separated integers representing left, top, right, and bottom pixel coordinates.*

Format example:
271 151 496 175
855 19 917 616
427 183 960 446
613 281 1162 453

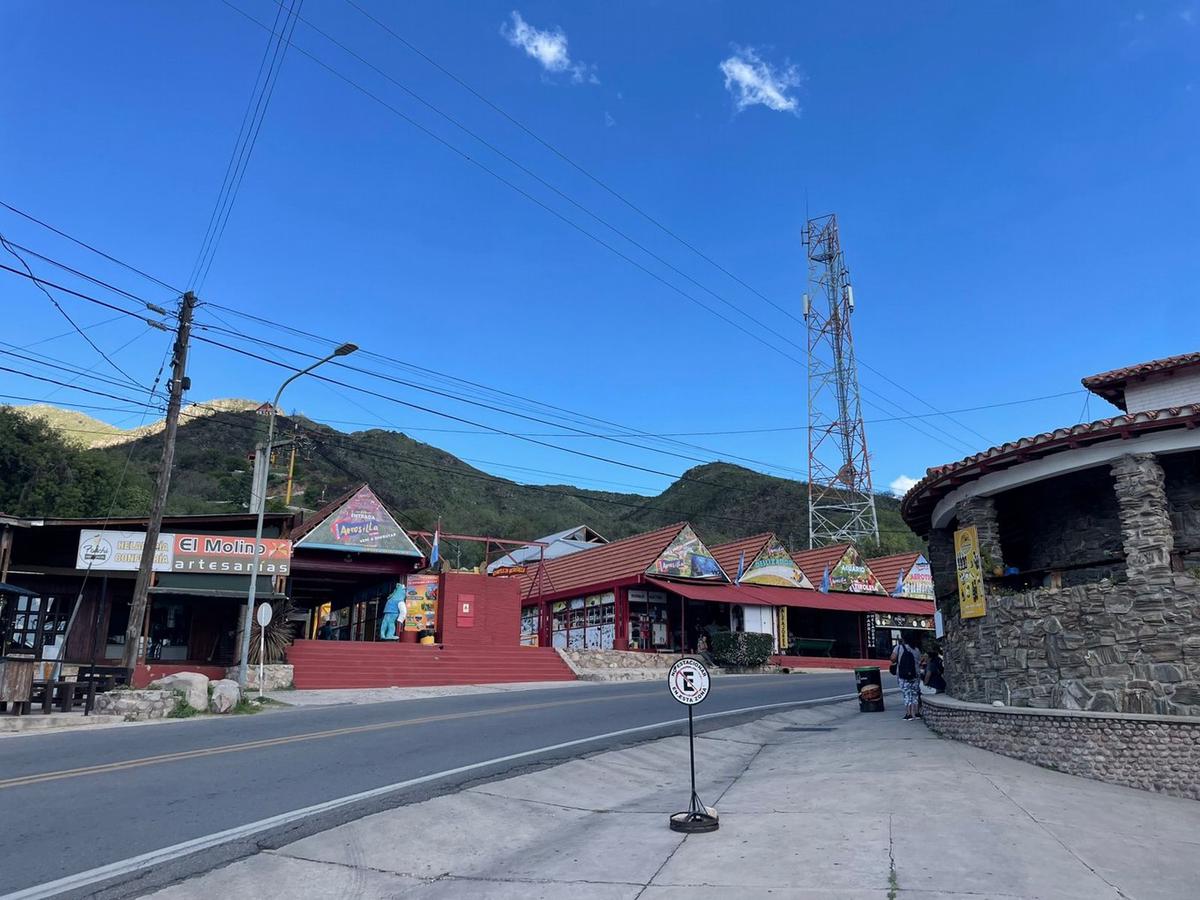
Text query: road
0 672 870 898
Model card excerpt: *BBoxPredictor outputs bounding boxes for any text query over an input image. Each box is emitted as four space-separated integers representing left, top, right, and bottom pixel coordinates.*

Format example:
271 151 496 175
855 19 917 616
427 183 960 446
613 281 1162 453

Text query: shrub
709 631 773 668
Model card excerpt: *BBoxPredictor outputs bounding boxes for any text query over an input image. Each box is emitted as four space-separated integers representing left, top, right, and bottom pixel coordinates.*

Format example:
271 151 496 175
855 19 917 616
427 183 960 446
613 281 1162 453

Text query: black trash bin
854 666 885 712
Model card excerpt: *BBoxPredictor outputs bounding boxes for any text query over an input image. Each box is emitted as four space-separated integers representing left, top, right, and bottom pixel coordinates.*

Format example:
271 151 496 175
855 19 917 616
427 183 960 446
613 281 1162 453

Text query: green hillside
1 403 924 562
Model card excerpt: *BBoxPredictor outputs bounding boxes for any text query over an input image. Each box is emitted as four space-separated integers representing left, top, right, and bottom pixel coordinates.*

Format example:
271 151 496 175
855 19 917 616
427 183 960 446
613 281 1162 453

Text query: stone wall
227 664 294 691
994 467 1125 586
922 694 1200 801
93 689 178 721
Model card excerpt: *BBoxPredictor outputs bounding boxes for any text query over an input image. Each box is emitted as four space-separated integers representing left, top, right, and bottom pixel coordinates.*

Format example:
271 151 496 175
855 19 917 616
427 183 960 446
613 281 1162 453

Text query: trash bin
854 666 885 712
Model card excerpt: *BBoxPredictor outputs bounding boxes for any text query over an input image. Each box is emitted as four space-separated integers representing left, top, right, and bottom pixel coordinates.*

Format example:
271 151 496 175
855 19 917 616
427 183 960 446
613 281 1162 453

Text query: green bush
709 631 773 668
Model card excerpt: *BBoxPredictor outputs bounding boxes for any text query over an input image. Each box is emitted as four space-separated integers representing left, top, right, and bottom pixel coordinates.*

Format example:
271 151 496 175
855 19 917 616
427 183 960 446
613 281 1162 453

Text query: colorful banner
898 556 935 601
646 525 724 580
826 547 885 594
296 486 422 557
76 530 292 575
403 574 439 632
955 526 987 619
740 537 814 588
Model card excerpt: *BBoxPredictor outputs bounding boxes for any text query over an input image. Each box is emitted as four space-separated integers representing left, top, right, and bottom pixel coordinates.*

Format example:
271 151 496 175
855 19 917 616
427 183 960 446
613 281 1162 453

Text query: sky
1 0 1197 503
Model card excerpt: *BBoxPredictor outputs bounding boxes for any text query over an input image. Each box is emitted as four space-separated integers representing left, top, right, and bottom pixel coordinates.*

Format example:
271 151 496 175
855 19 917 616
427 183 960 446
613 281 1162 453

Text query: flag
893 571 905 597
736 551 745 581
820 566 830 593
430 526 440 567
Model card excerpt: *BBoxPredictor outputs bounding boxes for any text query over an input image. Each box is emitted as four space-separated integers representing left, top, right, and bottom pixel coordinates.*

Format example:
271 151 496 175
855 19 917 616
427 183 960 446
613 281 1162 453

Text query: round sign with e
668 658 710 706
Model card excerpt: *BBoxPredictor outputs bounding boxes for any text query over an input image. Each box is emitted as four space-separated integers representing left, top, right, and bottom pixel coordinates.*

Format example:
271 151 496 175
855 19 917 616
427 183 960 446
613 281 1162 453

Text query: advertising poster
647 525 724 579
955 525 987 619
296 486 422 557
826 547 885 594
741 537 813 588
403 575 439 631
899 556 935 601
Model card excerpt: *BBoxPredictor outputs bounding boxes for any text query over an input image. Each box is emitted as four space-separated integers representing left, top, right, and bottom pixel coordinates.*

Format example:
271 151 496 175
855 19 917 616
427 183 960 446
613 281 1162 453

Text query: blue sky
1 1 1197 501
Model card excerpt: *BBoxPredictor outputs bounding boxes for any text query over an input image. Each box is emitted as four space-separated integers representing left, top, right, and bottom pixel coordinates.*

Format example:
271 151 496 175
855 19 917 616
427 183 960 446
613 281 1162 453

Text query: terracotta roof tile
709 533 774 578
866 552 921 595
520 522 687 600
791 544 850 583
900 404 1200 536
1083 352 1200 409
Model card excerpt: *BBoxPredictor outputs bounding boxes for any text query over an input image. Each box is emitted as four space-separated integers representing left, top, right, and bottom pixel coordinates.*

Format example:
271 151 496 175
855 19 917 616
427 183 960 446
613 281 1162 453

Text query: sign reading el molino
76 530 292 575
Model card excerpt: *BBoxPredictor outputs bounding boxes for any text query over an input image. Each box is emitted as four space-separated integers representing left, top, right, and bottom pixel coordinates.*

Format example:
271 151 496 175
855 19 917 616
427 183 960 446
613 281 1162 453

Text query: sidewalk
145 700 1200 899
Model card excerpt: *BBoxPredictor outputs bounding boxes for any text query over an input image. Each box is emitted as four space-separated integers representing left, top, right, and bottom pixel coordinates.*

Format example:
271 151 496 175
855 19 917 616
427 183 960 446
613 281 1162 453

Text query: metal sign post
667 657 718 833
255 602 273 699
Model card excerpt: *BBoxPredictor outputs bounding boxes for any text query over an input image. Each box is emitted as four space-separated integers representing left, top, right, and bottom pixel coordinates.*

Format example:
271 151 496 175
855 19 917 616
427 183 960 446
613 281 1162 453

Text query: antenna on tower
803 213 879 549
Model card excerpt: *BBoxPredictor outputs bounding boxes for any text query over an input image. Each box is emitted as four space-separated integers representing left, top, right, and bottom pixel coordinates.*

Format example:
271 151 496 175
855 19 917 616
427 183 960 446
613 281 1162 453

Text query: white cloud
889 475 919 498
502 11 596 84
1182 8 1197 25
719 46 802 114
604 111 616 128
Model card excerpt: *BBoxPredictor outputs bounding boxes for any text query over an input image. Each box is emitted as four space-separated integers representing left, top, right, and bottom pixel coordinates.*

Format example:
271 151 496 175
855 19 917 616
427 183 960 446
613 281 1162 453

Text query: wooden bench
788 638 835 657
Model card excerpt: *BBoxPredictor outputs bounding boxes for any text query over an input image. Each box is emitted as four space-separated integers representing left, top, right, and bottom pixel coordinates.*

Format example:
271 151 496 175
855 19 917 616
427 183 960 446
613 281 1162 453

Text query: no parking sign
667 657 718 833
668 657 710 705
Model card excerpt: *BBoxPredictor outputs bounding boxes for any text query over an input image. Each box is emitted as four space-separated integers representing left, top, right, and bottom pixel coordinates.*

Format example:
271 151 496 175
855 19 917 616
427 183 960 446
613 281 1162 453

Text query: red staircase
288 640 576 689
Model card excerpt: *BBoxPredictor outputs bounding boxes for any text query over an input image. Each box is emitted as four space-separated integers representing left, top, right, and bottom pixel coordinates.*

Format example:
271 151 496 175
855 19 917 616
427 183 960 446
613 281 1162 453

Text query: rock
209 679 241 714
226 664 294 691
148 671 209 711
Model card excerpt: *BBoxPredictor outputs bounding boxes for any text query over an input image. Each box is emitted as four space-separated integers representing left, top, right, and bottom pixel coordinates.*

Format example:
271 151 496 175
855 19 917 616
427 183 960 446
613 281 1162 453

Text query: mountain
3 401 924 561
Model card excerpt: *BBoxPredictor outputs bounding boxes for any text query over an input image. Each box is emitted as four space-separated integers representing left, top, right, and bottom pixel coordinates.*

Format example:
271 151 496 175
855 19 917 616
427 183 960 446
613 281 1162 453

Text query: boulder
209 679 241 714
148 671 209 711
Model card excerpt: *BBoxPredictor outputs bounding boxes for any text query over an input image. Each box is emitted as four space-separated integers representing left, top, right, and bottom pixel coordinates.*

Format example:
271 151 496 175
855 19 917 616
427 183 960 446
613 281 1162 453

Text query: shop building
487 525 607 573
901 352 1200 714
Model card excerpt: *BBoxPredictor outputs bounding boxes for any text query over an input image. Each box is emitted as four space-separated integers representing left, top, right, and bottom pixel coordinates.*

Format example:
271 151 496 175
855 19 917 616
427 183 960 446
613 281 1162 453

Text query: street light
236 342 357 688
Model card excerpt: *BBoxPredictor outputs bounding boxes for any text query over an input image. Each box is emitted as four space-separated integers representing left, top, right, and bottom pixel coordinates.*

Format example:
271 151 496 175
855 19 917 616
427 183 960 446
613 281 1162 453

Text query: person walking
891 632 923 720
923 646 947 694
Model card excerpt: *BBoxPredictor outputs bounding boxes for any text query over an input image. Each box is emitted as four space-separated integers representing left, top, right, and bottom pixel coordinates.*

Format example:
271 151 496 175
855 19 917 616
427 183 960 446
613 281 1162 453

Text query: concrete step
0 712 125 733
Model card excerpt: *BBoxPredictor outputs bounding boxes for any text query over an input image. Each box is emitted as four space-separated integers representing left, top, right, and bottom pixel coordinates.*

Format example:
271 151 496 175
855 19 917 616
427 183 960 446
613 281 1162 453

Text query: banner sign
295 485 422 557
898 556 935 601
647 525 724 580
403 574 438 632
740 537 813 588
826 546 885 594
76 530 292 575
954 525 987 619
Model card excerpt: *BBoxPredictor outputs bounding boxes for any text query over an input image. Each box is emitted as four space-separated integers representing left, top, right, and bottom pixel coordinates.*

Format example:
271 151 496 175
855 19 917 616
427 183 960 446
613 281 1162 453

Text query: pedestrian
317 617 337 640
379 584 407 641
923 645 947 694
890 631 923 720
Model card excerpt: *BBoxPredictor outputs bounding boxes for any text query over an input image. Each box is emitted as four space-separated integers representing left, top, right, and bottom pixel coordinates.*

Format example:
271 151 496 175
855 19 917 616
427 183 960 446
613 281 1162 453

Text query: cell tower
802 214 879 549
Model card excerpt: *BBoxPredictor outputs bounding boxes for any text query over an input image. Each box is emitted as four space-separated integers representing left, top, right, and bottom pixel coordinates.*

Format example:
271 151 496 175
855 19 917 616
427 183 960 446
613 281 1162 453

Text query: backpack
897 645 918 680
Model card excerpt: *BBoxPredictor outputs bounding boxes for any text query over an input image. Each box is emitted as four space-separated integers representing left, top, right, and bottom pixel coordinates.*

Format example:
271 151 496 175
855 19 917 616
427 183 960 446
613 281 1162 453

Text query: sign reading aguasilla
76 529 292 576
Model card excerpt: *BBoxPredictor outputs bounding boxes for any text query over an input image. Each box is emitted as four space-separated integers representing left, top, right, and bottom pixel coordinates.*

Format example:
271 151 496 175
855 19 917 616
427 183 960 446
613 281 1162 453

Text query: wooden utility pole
121 292 197 672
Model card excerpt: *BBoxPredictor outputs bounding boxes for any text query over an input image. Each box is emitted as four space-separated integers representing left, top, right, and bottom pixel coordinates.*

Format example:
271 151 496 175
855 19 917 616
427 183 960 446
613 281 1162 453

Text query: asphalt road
0 671 873 898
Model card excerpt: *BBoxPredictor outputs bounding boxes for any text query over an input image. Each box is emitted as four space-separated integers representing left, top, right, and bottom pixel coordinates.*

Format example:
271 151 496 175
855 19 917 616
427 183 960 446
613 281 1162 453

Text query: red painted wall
438 572 520 648
132 663 228 687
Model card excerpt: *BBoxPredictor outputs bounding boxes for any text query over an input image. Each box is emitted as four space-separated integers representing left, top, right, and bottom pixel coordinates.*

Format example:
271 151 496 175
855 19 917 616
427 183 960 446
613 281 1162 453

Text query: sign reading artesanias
76 530 292 575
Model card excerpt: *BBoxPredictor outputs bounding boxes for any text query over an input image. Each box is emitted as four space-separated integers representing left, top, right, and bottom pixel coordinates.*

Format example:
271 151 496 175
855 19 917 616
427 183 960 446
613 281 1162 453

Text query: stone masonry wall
922 694 1200 801
938 454 1200 717
93 689 177 721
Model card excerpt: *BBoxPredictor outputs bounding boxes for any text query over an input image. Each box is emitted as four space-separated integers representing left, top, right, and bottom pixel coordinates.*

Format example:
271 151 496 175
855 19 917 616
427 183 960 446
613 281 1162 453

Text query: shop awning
645 578 773 606
646 578 934 615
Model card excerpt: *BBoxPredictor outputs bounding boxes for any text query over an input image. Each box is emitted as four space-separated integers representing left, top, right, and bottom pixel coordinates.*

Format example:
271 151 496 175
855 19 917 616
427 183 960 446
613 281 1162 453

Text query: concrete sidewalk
145 700 1200 899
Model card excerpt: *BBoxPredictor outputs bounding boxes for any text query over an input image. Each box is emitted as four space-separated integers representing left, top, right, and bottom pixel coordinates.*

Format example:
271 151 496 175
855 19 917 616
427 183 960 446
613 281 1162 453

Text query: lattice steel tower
802 214 879 548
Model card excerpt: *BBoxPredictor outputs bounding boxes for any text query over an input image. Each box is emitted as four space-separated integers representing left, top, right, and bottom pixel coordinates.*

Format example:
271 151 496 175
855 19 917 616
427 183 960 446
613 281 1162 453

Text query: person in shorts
891 632 923 720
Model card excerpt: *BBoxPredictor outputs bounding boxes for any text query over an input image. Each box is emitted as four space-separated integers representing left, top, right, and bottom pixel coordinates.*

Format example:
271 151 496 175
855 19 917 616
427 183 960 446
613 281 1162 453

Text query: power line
0 263 173 330
0 234 147 391
190 0 304 291
0 199 182 294
0 239 175 313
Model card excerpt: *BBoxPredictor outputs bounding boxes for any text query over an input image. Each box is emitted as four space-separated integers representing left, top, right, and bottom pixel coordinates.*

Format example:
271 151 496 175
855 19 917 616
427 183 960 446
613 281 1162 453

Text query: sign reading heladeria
76 530 292 575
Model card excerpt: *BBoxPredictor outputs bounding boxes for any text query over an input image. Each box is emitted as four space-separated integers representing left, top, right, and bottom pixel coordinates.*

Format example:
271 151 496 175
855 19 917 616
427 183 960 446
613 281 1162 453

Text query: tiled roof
709 533 773 578
791 544 850 583
1082 352 1200 409
900 404 1200 536
866 552 921 595
520 523 687 601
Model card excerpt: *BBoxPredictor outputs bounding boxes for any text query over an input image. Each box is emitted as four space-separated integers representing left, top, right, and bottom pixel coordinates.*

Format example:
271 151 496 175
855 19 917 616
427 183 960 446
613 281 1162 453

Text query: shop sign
740 537 813 588
955 525 987 619
76 530 292 575
826 547 885 594
898 557 935 601
648 526 724 580
490 565 527 577
404 574 438 632
295 485 422 557
874 612 934 630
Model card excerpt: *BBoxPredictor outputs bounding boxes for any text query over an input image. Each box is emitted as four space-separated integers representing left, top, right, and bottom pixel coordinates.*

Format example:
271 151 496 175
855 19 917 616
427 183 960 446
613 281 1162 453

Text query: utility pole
122 292 197 672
